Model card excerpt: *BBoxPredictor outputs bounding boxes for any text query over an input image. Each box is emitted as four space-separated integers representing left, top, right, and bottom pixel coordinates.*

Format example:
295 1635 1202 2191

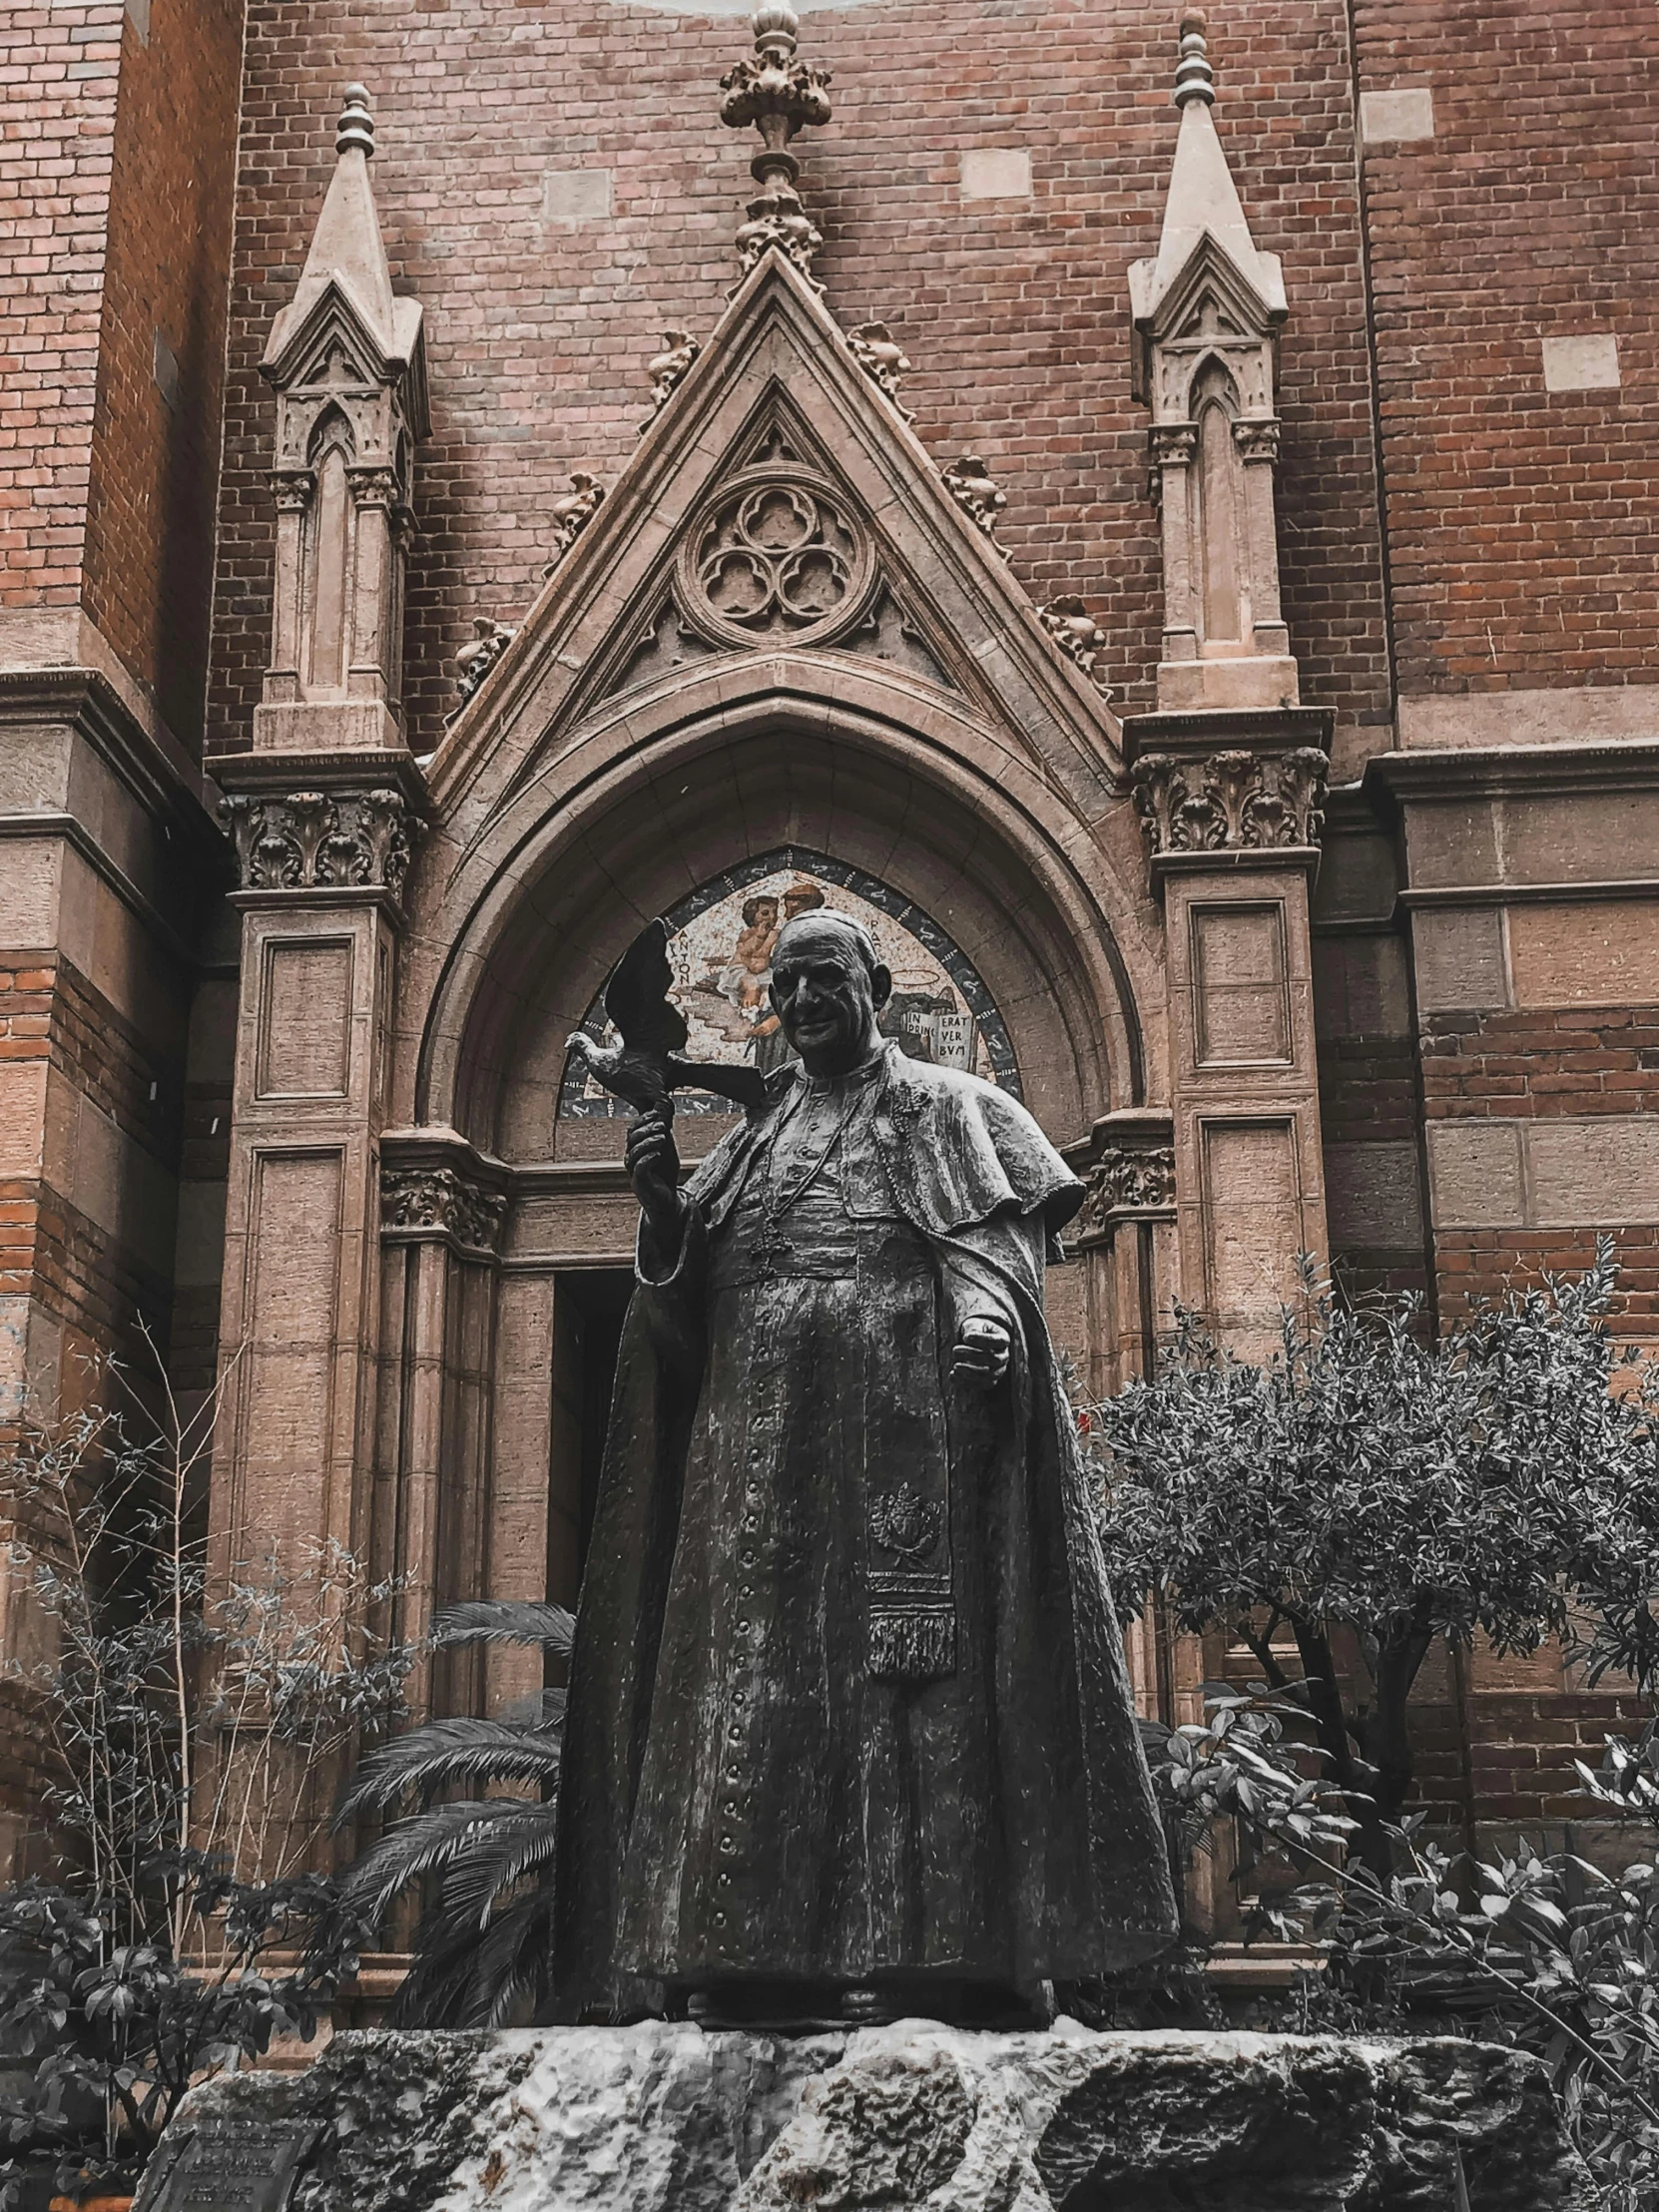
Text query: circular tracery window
678 465 875 649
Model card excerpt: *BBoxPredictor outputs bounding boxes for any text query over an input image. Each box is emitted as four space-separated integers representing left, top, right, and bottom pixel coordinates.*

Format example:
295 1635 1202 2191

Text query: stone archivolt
220 787 420 903
379 1164 507 1255
1130 746 1328 854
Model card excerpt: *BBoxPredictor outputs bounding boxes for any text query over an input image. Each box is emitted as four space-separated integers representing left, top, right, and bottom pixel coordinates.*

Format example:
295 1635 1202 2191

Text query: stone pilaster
1127 708 1332 1357
208 770 424 1616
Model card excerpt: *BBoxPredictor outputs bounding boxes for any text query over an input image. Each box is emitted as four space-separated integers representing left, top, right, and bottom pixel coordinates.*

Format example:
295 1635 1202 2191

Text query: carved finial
1173 10 1215 108
720 3 832 285
336 82 375 157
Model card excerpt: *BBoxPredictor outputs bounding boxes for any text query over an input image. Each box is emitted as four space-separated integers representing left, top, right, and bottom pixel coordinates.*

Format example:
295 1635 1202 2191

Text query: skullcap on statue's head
775 906 880 977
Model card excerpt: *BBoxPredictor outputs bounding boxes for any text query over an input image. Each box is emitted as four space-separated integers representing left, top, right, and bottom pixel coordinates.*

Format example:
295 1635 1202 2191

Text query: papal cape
552 1044 1176 2018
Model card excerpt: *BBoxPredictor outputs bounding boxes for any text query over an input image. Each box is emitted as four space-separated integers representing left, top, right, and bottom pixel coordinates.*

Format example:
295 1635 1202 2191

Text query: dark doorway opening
549 1269 632 1602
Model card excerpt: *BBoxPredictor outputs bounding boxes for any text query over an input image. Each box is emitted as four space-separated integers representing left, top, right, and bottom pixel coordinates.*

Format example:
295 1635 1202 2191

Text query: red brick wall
0 2 125 615
206 0 1390 758
1354 0 1659 701
0 0 244 749
0 953 182 1361
83 0 248 748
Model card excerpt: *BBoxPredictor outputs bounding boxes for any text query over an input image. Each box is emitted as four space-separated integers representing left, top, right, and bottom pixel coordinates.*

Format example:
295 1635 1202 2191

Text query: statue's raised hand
627 1106 686 1249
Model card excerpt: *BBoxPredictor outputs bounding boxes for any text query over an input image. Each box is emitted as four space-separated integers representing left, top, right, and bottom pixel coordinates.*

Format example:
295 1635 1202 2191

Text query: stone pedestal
137 2020 1591 2212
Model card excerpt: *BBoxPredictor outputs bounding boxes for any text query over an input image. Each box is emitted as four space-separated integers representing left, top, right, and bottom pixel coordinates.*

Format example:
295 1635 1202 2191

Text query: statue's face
770 919 889 1076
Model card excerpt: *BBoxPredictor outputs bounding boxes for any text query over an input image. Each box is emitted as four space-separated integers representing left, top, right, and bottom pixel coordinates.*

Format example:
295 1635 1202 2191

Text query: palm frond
472 1887 554 2027
430 1599 575 1655
434 1800 560 1931
337 1798 550 1925
333 1718 563 1823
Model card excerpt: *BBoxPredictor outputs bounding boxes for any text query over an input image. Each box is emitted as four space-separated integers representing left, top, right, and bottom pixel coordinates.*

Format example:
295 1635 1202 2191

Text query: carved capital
1149 422 1197 467
346 462 401 508
380 1165 507 1256
1073 1143 1178 1244
220 787 421 906
1130 745 1328 854
1232 417 1281 464
271 468 315 514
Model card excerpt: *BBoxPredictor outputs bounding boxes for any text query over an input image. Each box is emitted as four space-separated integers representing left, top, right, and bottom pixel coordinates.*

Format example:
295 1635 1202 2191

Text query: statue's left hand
953 1315 1011 1389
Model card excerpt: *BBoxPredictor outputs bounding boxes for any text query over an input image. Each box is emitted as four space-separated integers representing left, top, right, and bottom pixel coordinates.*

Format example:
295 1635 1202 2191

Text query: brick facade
1354 0 1659 701
4 0 1659 1904
0 2 125 614
205 0 1391 759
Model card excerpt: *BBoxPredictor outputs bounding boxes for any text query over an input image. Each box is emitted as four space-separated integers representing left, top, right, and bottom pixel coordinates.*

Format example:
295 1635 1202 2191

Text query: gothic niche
1190 357 1243 651
677 465 875 650
560 848 1020 1118
302 404 356 693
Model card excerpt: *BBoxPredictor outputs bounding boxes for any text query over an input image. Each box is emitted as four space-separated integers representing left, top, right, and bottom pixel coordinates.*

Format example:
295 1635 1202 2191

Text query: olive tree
1091 1242 1659 1876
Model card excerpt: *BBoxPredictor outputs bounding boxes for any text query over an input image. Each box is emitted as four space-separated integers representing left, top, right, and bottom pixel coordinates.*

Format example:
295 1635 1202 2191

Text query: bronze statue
553 910 1176 2025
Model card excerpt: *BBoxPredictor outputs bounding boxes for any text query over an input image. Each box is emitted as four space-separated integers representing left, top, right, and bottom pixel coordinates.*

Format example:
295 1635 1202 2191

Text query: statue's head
770 911 892 1076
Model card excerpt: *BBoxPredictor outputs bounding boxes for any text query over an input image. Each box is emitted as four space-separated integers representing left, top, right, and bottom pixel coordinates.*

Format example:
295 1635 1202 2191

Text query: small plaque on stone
132 2119 320 2212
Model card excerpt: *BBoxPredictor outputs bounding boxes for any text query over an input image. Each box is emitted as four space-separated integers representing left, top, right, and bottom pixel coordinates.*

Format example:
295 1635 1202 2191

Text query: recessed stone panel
1200 1118 1303 1320
960 148 1031 200
1541 333 1621 392
542 168 614 226
1360 88 1434 144
1191 903 1291 1065
258 938 353 1098
241 1150 342 1526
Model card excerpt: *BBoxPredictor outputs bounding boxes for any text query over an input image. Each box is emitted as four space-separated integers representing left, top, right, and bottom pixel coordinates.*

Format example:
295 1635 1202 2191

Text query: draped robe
552 1042 1176 2017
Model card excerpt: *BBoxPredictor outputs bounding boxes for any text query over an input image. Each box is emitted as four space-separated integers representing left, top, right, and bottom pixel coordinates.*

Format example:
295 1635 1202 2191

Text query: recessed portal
548 1267 633 1604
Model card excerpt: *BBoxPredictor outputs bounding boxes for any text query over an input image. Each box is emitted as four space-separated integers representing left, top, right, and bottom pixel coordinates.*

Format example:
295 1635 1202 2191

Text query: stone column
374 1140 510 1718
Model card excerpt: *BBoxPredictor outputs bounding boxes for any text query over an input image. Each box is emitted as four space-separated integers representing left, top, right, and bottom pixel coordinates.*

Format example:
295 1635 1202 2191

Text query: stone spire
266 85 421 373
1128 10 1297 713
720 2 832 283
1134 12 1283 327
257 84 428 748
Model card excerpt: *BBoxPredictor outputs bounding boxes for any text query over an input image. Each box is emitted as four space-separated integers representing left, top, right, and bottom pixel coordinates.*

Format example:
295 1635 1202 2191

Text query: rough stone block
1506 900 1659 1009
1360 87 1435 143
1325 1138 1423 1249
1426 1120 1523 1229
1411 907 1509 1015
959 148 1031 200
142 2021 1592 2212
1540 334 1620 392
